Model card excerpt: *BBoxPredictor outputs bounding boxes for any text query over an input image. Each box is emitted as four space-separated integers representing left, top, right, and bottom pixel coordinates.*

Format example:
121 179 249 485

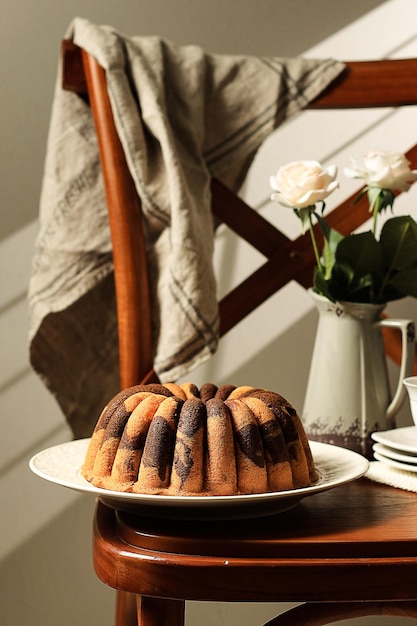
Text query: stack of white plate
372 426 417 472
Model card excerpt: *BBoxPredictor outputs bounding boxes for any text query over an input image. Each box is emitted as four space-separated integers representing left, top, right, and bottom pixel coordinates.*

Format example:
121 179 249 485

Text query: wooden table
92 478 417 625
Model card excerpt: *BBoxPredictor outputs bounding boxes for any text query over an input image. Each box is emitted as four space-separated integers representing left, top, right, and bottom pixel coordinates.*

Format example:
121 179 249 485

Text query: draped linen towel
28 17 345 437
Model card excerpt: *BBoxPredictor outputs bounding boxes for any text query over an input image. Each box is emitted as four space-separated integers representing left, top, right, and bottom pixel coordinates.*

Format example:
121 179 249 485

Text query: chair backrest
62 41 417 389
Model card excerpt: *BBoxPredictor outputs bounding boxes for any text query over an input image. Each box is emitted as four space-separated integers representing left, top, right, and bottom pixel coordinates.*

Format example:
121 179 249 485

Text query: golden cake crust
81 383 317 496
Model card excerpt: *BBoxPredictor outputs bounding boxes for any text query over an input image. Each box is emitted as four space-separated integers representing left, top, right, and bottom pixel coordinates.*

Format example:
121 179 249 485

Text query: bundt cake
81 383 318 496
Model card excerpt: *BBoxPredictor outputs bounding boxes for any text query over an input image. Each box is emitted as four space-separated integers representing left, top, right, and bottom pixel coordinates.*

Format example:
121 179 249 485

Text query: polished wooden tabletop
93 478 417 604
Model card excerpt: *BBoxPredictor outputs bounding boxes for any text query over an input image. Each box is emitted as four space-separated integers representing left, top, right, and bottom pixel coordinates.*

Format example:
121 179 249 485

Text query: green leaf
313 267 335 301
379 189 395 213
331 232 384 301
368 187 395 214
321 227 344 279
314 211 330 241
380 215 417 270
336 232 384 276
294 207 314 234
386 268 417 299
326 266 375 302
367 187 381 214
352 188 368 205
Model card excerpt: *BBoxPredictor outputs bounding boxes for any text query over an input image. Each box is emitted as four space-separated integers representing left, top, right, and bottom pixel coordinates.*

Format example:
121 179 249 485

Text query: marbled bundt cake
81 383 318 496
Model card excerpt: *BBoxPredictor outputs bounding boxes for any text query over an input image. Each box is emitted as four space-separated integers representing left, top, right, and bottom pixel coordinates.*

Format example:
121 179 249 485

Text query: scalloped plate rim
29 439 369 518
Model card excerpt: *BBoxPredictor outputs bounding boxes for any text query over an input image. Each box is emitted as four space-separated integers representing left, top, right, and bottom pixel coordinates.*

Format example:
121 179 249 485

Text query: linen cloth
28 17 345 437
366 461 417 493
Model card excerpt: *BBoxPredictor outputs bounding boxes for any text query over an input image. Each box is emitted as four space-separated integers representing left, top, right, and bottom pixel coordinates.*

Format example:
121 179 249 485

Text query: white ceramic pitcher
302 290 415 457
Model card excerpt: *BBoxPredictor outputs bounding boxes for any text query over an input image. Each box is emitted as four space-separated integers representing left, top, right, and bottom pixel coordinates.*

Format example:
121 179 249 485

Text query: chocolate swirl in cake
81 383 317 496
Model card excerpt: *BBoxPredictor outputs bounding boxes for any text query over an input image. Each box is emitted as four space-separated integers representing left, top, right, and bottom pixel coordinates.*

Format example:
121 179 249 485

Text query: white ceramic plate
373 442 417 465
373 451 417 474
29 439 369 520
371 426 417 454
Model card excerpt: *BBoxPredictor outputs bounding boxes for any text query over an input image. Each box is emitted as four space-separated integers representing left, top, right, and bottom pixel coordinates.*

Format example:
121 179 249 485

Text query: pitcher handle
376 318 415 421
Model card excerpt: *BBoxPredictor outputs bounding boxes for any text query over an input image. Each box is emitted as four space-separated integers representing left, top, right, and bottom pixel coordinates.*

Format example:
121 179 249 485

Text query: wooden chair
62 40 417 625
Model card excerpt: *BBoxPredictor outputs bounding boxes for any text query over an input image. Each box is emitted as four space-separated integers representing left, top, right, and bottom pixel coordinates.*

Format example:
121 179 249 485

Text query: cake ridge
81 382 317 496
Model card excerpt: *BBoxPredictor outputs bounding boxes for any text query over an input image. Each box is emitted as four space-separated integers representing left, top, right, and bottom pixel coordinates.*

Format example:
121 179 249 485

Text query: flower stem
372 192 380 235
309 212 323 274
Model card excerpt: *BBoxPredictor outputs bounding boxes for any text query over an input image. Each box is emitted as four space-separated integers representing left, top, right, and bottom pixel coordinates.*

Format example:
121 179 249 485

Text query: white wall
3 1 417 625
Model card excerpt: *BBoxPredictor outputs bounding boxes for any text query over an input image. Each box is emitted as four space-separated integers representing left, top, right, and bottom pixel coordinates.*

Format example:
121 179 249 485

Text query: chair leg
264 601 417 626
116 591 138 626
137 596 185 626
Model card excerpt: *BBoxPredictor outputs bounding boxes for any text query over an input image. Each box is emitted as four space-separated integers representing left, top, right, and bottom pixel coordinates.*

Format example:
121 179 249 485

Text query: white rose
344 150 417 192
270 160 338 209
